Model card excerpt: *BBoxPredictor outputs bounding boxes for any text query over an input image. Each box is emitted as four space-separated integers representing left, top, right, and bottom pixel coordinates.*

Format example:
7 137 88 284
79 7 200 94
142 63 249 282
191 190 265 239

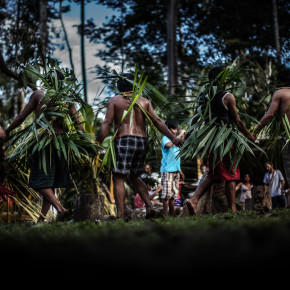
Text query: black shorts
28 146 72 189
113 136 148 175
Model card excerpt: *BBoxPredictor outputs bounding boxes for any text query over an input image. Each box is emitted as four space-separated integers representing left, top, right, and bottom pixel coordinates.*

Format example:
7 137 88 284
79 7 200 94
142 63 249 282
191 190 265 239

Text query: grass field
1 209 290 277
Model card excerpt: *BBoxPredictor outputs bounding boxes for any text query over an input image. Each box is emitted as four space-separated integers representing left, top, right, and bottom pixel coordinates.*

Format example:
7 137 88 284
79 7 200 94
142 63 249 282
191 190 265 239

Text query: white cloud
52 17 111 104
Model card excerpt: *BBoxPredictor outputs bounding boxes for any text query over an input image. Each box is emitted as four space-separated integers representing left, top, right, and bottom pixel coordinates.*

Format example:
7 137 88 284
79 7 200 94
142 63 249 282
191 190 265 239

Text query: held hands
172 136 184 148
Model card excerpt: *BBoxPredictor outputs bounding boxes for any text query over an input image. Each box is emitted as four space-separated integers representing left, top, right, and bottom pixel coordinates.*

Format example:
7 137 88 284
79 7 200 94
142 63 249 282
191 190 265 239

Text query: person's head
144 164 152 174
200 164 207 173
166 119 178 135
117 73 134 92
265 161 274 172
243 174 251 183
142 177 156 190
277 69 290 87
208 66 225 85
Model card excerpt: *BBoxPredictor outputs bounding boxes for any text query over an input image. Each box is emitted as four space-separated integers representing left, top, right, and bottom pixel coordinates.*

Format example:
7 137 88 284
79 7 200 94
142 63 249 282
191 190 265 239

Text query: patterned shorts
161 172 180 200
113 136 148 175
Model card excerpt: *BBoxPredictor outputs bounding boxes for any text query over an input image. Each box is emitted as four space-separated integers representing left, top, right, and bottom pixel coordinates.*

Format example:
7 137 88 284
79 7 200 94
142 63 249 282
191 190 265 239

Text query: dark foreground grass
1 209 290 276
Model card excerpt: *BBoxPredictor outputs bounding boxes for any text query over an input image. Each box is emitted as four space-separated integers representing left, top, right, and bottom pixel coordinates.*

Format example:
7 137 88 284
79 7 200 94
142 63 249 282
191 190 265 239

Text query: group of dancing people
0 66 290 222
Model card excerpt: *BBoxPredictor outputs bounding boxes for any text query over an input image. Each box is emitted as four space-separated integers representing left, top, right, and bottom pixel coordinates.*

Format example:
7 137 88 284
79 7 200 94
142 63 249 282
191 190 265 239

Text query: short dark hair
208 66 225 82
277 69 290 87
117 73 134 92
166 119 178 130
265 161 273 166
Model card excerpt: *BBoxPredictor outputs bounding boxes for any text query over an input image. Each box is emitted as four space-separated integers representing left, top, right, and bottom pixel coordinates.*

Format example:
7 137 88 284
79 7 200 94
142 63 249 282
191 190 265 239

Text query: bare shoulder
224 92 236 106
30 89 44 101
138 96 150 107
273 88 290 99
224 92 235 100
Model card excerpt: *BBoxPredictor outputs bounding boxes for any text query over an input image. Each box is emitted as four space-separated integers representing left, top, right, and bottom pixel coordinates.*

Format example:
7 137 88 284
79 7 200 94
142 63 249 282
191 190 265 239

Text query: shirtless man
255 69 290 194
5 70 84 222
185 66 256 215
96 73 184 219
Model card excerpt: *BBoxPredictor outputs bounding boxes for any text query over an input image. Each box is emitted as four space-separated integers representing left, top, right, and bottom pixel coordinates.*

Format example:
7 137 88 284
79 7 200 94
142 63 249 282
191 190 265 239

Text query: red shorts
207 152 240 182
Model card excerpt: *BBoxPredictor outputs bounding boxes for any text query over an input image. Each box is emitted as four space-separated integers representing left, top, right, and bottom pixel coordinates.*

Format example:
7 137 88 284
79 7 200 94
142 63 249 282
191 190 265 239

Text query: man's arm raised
6 90 40 135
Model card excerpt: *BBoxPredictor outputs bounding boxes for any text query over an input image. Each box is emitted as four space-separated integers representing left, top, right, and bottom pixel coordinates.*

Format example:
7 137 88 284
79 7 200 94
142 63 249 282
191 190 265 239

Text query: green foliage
179 59 266 171
4 62 99 172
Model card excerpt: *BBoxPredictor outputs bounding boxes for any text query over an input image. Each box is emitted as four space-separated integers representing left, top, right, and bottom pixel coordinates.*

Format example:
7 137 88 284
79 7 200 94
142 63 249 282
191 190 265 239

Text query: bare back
107 94 150 138
6 89 83 135
275 88 290 121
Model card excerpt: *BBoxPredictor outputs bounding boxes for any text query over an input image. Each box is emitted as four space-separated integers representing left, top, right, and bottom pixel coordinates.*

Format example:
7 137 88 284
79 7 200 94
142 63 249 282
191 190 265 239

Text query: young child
160 120 185 217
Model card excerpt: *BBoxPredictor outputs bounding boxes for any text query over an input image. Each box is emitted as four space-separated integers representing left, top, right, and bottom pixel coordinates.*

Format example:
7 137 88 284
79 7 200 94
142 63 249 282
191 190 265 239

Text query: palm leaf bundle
179 60 266 172
5 63 100 173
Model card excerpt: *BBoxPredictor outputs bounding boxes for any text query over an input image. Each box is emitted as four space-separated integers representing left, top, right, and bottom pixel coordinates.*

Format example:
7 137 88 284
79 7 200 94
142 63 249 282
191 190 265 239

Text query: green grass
2 209 290 275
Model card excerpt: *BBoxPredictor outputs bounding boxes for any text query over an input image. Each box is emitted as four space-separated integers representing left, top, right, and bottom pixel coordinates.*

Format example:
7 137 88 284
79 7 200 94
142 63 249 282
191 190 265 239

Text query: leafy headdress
179 60 265 172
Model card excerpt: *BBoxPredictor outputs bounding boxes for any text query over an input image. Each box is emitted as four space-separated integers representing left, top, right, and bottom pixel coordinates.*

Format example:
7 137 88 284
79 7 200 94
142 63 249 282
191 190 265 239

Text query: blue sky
52 1 118 103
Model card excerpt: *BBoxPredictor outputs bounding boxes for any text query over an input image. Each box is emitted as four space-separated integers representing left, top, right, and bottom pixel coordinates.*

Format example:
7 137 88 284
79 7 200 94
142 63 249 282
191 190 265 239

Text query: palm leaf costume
4 63 99 174
179 61 266 174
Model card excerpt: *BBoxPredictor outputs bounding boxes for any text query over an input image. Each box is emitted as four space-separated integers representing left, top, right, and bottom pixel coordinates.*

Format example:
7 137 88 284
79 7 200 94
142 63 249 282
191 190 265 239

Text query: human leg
113 173 128 219
130 174 154 217
186 177 216 215
169 197 175 216
162 198 169 217
38 188 68 222
224 180 238 213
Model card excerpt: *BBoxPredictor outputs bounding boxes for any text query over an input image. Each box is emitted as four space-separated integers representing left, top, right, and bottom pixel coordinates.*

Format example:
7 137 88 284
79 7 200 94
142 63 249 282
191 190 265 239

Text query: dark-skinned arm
146 100 184 147
70 104 85 133
225 93 256 142
6 90 40 135
255 92 280 134
96 98 115 144
0 126 6 139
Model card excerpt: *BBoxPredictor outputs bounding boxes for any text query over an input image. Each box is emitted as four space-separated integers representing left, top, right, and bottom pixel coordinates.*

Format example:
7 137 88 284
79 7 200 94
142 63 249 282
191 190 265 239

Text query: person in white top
236 174 253 210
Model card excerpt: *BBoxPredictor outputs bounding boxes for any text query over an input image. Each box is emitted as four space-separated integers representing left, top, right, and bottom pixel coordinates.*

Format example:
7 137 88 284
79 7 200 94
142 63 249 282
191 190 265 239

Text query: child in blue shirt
160 120 185 216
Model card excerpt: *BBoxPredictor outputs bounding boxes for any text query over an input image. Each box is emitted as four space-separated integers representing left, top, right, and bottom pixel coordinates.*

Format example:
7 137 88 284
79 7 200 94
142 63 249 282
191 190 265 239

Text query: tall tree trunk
167 0 178 96
59 0 75 77
272 0 281 66
80 0 88 103
39 0 48 56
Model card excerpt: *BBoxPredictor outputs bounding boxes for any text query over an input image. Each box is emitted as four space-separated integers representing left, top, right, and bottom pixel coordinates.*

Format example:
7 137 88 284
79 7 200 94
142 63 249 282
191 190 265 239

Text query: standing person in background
263 161 286 209
160 119 185 217
197 164 208 185
236 174 253 210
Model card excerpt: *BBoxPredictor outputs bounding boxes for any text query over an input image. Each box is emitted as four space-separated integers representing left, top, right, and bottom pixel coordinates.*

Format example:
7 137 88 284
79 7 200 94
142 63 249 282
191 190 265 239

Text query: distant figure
96 73 184 219
263 161 286 209
160 119 185 217
197 164 208 185
236 174 253 210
